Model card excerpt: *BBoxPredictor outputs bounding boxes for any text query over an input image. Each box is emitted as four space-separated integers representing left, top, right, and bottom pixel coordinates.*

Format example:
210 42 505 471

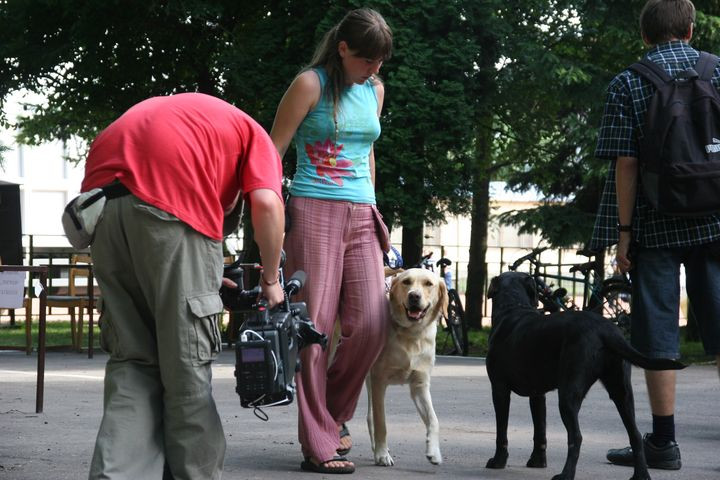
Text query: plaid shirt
590 41 720 250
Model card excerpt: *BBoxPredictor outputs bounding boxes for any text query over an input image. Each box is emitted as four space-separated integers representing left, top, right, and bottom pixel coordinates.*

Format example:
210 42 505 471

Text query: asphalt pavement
1 350 719 480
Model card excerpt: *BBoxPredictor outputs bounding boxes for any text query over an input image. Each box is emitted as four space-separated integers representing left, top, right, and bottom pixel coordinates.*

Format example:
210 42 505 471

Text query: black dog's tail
602 327 686 371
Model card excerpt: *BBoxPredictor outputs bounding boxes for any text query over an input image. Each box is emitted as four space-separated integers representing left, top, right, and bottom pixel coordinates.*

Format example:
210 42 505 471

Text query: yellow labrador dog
366 268 448 466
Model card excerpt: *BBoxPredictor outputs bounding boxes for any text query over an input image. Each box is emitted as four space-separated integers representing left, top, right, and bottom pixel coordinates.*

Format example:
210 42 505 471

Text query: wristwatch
617 224 632 232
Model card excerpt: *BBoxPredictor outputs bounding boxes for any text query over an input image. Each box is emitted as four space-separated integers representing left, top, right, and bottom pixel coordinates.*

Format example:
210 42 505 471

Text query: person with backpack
590 0 720 472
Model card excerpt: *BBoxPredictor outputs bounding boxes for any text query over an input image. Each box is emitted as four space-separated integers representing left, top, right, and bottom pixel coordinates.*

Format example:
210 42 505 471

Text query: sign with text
0 271 25 308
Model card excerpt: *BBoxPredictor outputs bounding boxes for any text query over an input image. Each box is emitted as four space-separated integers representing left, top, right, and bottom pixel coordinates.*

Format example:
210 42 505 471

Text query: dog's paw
486 453 508 469
526 450 547 468
374 450 395 466
425 436 442 465
426 448 442 465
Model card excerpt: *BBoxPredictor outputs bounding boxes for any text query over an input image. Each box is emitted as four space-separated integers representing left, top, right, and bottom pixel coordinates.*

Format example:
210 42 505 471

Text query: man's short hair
640 0 696 45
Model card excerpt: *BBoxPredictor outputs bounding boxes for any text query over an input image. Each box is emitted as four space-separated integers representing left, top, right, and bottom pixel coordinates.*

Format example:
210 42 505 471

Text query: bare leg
645 370 676 416
338 424 352 453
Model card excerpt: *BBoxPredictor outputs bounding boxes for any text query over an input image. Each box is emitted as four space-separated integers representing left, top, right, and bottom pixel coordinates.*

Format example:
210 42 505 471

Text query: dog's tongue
407 309 423 319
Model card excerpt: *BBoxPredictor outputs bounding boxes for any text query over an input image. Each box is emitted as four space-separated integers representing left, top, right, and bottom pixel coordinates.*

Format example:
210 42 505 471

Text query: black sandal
337 423 352 456
300 455 355 474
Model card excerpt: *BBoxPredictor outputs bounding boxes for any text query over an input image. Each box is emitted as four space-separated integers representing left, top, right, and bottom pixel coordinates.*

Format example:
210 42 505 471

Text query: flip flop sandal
336 423 352 456
300 455 355 474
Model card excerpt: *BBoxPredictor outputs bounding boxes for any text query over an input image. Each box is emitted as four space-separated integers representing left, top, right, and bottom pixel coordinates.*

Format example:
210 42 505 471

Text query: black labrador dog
485 272 685 480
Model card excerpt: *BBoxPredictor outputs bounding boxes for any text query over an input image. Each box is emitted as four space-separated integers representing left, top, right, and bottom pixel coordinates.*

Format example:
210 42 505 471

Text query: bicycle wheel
440 289 468 356
592 282 632 337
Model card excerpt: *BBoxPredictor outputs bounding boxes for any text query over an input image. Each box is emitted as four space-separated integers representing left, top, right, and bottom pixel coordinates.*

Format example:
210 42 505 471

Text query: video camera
220 255 327 412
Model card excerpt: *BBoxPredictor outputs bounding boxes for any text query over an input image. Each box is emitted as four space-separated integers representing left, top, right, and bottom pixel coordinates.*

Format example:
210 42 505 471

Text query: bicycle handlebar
408 252 434 269
568 260 596 276
509 246 548 271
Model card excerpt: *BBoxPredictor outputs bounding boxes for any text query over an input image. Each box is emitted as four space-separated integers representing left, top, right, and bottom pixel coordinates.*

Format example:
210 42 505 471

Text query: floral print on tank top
304 138 354 186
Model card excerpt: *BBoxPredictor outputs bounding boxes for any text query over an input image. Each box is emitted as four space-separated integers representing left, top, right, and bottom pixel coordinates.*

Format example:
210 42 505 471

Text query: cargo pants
88 194 225 480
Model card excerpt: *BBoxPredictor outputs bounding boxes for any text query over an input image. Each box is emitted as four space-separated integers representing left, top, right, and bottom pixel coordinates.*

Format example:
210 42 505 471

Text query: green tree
0 0 352 145
460 0 603 325
367 0 478 266
0 0 334 253
492 0 642 250
7 1 718 330
494 0 720 249
460 0 719 327
0 1 481 270
460 0 503 327
2 1 232 145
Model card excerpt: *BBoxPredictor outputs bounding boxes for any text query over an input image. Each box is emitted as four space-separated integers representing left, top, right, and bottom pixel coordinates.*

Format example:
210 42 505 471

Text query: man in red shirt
83 93 284 480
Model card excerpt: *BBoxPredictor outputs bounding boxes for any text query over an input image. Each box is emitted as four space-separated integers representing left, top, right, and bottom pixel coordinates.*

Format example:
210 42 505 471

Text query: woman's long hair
307 8 393 118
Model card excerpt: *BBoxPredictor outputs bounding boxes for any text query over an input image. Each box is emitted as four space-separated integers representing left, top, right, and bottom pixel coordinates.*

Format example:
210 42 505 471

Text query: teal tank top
289 67 380 203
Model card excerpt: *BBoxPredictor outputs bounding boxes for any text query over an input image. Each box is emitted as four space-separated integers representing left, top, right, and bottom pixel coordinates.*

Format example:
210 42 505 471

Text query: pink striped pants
283 196 389 462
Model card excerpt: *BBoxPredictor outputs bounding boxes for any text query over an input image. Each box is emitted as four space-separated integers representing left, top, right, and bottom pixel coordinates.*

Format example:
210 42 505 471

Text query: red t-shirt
82 93 283 240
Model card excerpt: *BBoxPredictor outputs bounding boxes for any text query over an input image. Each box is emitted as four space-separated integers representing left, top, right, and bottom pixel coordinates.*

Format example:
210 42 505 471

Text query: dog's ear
523 274 538 306
426 278 449 322
389 272 404 298
438 278 449 319
487 276 500 298
384 266 404 278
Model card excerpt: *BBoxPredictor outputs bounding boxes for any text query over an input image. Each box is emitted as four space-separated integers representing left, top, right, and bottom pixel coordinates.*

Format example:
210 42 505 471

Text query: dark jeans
631 245 720 358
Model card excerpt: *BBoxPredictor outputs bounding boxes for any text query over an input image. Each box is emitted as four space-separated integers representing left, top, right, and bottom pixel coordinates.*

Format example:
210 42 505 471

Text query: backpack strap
695 51 720 81
629 58 672 90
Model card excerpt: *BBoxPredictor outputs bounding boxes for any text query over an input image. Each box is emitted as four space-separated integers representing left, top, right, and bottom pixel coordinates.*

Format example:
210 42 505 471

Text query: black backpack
629 52 720 217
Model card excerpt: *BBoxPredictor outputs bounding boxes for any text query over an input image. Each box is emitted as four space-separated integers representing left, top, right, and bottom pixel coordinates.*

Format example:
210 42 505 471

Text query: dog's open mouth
404 304 430 322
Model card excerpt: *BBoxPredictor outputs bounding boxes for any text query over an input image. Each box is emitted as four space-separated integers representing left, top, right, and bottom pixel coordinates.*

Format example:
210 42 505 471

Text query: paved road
1 351 718 479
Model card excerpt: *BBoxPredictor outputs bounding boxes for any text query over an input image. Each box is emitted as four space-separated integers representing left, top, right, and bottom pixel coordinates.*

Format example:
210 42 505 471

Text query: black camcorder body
220 258 327 409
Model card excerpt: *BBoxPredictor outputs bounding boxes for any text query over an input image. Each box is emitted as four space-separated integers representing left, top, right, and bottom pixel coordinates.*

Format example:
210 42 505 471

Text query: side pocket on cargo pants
187 293 223 366
98 297 121 357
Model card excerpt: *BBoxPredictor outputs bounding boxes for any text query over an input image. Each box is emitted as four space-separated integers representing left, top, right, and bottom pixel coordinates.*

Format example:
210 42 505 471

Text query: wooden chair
45 254 95 352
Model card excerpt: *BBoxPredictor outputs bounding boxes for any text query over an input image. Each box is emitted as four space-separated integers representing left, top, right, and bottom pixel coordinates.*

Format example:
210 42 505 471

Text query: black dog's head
487 272 539 333
488 271 538 311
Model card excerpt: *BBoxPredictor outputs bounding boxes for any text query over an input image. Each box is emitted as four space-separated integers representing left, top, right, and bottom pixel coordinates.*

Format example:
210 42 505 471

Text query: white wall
1 92 84 248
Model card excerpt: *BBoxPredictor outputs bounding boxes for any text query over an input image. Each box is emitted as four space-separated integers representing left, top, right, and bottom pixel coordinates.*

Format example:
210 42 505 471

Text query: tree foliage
0 1 352 144
494 0 720 248
371 0 483 263
2 0 720 291
0 0 485 267
2 1 231 144
489 0 639 248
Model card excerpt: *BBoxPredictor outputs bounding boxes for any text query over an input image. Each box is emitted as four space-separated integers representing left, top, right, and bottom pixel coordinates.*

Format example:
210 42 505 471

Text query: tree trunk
466 170 490 330
401 224 424 268
464 17 499 330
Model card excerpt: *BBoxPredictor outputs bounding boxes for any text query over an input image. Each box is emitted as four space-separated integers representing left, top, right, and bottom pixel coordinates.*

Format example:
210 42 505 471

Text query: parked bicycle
508 246 631 336
410 252 469 356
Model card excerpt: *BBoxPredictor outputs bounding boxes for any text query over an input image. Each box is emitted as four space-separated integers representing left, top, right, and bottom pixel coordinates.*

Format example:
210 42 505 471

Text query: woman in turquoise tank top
270 8 392 475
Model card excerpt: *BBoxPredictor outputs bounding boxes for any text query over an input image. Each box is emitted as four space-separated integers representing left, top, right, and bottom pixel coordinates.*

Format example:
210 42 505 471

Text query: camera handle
252 269 307 322
282 270 306 309
278 271 327 351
